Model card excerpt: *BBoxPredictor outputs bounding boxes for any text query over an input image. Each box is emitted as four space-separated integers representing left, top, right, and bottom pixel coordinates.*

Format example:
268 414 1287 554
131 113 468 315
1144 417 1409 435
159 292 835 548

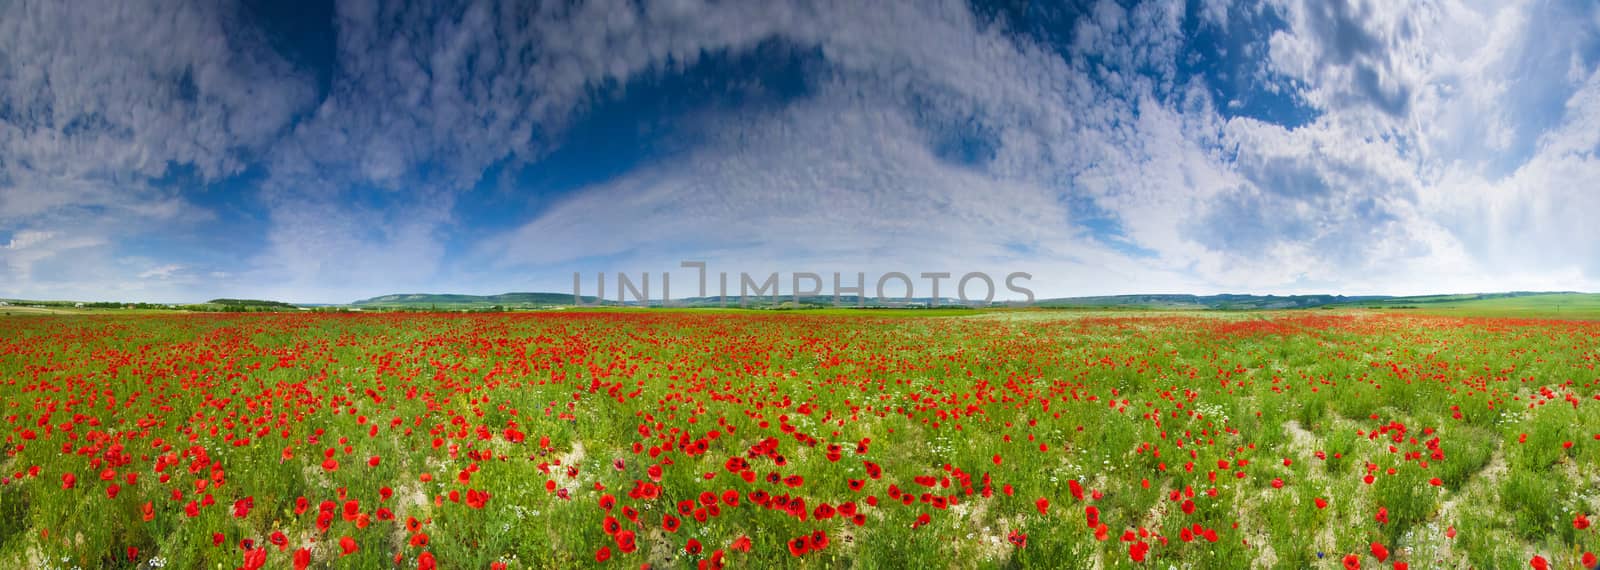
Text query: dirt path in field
1283 416 1519 569
1436 449 1506 518
1425 447 1506 568
1280 419 1343 560
1287 418 1363 552
950 495 1013 564
1280 420 1321 476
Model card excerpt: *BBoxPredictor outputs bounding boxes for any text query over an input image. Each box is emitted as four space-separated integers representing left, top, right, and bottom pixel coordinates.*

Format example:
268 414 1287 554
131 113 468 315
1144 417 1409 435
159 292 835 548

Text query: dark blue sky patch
445 38 822 254
241 0 338 96
1066 194 1159 258
1177 0 1316 129
59 113 128 139
149 162 273 262
913 98 1003 167
972 0 1096 51
174 67 200 104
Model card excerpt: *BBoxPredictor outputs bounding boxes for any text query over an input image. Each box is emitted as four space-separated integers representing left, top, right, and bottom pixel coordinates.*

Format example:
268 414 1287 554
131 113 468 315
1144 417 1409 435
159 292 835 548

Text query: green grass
0 310 1597 568
1372 292 1600 319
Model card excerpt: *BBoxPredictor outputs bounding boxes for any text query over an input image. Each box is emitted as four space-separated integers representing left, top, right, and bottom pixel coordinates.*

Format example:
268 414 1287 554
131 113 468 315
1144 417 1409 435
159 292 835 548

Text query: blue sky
3 0 1600 303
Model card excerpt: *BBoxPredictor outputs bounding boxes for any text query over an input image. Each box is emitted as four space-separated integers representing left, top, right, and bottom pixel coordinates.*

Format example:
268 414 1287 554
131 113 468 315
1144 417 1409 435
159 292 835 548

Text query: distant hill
348 291 1590 311
1332 291 1599 318
1323 291 1579 307
1031 294 1390 310
352 292 613 307
6 291 1595 318
349 292 968 308
208 298 297 308
1028 291 1582 311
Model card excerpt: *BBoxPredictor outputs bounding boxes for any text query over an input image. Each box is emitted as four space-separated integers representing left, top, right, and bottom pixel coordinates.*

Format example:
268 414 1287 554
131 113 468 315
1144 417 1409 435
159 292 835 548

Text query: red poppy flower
1008 529 1027 548
236 548 265 570
1129 540 1149 562
339 536 358 556
233 497 254 518
813 530 832 550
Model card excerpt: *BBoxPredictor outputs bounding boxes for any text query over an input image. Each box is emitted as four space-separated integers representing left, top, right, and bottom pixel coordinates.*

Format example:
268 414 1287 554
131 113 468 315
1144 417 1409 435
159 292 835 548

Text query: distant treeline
207 298 296 308
1 300 173 309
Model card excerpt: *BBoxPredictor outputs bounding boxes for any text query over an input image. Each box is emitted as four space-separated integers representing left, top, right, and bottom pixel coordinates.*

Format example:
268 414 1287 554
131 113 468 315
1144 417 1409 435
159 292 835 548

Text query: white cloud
484 89 1086 269
4 0 1599 302
0 0 316 300
1264 0 1429 122
432 0 1600 299
137 264 186 280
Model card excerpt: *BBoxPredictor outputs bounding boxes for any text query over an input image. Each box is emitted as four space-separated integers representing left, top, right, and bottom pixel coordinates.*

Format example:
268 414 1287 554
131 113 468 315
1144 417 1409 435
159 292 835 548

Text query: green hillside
351 292 612 307
1358 292 1600 319
1033 293 1389 310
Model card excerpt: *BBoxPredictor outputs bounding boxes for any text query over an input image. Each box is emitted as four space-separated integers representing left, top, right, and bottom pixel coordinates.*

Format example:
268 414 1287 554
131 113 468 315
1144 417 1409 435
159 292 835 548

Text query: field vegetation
1 310 1597 569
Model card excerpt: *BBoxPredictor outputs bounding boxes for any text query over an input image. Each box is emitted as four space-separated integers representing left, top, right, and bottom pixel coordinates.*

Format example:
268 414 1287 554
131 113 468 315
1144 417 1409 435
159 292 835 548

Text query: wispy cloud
1 0 1597 302
0 0 314 300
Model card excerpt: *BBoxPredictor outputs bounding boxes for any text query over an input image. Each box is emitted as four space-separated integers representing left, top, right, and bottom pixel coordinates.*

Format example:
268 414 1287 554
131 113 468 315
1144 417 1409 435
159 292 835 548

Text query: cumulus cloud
3 0 1599 302
137 264 187 280
0 0 315 300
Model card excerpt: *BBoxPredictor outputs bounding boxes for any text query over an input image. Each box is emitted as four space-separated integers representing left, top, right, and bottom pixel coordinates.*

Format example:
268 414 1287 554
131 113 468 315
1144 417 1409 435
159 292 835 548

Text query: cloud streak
1 0 1597 302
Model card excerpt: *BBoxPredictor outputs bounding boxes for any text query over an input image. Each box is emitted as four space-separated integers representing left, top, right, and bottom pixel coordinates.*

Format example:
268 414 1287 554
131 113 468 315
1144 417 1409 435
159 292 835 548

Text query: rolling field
1375 293 1600 320
1 311 1598 569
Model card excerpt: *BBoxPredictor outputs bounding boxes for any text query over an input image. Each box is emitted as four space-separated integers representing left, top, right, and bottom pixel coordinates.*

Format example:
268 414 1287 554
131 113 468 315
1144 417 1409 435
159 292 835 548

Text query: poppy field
1 310 1598 569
